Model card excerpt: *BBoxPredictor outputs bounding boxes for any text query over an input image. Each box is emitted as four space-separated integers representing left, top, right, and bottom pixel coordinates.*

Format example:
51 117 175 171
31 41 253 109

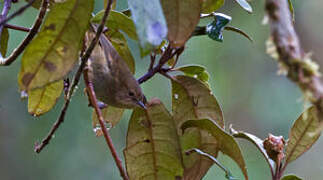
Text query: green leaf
124 98 183 180
202 0 225 14
92 106 124 136
0 28 9 56
234 0 252 13
182 119 248 180
187 148 238 180
105 30 135 74
128 0 167 52
281 175 302 180
206 13 232 42
172 75 223 179
285 106 321 164
288 0 295 23
230 127 275 174
172 75 223 127
91 10 138 40
160 0 202 47
28 80 63 116
18 0 94 90
175 64 210 84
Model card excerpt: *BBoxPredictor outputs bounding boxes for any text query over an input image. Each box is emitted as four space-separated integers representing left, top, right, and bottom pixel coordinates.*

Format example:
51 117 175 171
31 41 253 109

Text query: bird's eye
128 91 135 96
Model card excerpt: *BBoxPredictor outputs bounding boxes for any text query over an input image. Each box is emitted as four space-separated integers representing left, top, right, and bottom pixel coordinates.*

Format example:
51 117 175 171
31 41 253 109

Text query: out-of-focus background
0 0 322 179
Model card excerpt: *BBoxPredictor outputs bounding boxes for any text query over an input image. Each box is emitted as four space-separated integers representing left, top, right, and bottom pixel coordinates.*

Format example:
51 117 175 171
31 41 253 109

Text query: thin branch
265 0 323 176
83 67 129 180
0 0 12 57
34 0 113 153
0 0 48 66
170 46 184 69
148 53 156 71
137 45 184 84
159 70 175 81
137 45 172 84
191 26 206 36
273 161 282 180
266 0 323 113
4 23 30 32
0 0 36 27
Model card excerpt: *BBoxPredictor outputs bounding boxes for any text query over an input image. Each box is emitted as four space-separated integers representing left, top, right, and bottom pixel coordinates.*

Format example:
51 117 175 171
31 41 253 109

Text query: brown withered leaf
160 0 202 47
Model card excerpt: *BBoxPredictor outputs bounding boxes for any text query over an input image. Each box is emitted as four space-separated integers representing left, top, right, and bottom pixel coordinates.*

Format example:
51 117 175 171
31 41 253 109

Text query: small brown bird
86 26 146 109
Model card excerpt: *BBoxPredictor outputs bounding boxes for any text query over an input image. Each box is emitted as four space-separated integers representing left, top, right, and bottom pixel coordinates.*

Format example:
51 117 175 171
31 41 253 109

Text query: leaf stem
186 148 237 180
34 0 113 153
4 23 30 32
83 67 129 180
148 53 156 71
0 0 48 66
273 160 282 180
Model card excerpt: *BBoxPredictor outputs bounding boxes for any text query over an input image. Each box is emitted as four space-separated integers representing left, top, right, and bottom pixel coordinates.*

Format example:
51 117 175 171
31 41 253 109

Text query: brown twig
83 67 129 180
148 53 156 71
0 0 36 27
138 45 184 84
4 23 30 32
34 0 113 153
266 0 323 114
0 0 48 66
265 0 323 178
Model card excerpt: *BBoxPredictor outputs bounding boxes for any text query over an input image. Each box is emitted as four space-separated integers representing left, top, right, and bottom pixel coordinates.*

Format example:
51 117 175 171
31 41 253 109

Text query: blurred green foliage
0 0 322 180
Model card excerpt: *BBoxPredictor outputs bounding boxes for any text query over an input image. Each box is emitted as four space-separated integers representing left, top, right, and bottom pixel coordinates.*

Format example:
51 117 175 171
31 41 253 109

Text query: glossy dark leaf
182 119 248 180
124 98 183 179
175 65 210 84
128 0 167 53
206 13 232 42
285 106 321 164
18 0 94 90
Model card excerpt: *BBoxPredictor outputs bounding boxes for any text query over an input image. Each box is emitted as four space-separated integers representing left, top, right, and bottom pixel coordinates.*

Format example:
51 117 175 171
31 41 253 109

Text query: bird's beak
136 100 147 109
